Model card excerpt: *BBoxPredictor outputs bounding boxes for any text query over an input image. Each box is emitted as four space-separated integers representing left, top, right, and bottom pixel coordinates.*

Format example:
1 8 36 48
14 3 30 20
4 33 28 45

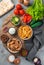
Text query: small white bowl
8 27 16 35
8 55 15 63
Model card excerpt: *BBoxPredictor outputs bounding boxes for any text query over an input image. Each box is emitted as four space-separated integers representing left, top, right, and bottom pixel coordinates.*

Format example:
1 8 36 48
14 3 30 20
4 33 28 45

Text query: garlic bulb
18 0 23 3
24 0 29 6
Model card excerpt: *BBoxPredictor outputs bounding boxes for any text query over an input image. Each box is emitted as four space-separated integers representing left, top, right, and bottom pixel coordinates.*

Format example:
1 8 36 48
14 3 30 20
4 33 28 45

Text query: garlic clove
18 0 24 3
24 0 29 6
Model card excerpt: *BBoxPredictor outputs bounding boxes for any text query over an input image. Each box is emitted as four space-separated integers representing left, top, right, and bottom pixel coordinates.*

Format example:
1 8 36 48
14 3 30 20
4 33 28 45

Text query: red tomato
19 10 25 16
16 4 22 10
24 14 30 16
23 16 27 23
22 13 32 23
14 9 19 15
27 16 32 22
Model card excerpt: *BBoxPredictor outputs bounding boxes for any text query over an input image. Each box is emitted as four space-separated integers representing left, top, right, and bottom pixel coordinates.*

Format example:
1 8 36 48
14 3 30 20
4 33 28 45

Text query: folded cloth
25 20 44 61
26 37 40 61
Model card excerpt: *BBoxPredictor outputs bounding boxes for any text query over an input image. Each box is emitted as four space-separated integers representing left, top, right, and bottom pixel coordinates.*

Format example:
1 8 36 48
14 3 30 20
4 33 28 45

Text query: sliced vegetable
11 16 20 26
31 21 43 28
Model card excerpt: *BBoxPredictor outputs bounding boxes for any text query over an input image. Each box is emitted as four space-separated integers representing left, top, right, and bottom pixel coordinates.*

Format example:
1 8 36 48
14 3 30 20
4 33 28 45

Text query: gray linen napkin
25 20 44 61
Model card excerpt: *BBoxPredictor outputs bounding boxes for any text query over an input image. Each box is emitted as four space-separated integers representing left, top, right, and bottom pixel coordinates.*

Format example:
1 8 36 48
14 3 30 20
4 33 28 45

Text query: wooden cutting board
0 13 25 52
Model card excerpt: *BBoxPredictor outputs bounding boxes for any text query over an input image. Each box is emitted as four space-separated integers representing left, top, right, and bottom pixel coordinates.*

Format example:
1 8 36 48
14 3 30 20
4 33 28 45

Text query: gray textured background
0 0 44 65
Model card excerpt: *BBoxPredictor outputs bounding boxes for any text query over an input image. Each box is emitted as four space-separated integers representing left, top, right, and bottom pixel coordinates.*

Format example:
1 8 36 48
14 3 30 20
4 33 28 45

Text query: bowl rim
11 15 20 26
7 38 22 53
18 25 33 40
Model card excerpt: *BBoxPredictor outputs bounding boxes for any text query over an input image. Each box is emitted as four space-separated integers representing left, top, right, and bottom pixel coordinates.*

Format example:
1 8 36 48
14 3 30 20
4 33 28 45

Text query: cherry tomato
14 9 19 15
22 15 27 23
22 13 32 23
19 10 25 16
27 16 32 22
16 4 22 10
23 17 27 23
24 14 30 16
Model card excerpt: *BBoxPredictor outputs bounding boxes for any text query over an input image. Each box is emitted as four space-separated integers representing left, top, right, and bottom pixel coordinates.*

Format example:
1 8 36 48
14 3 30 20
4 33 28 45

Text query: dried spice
20 49 28 57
